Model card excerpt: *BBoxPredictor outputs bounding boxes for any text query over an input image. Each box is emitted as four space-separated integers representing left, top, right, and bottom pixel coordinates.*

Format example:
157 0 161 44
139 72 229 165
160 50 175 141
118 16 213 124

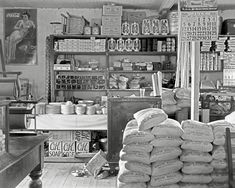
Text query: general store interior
0 0 235 188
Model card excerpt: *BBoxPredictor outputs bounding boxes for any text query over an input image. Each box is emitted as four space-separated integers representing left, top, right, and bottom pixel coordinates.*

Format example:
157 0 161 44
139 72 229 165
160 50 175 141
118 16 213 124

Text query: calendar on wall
181 11 218 41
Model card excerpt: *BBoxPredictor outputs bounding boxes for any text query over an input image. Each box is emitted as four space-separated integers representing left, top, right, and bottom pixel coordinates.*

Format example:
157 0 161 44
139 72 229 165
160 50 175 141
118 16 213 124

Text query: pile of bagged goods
117 107 235 188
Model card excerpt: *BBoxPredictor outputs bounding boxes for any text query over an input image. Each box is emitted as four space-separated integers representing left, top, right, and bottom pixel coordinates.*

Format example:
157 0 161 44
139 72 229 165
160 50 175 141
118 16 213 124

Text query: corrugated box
126 11 146 24
62 141 76 157
103 5 122 16
102 15 121 26
73 130 91 142
49 131 74 141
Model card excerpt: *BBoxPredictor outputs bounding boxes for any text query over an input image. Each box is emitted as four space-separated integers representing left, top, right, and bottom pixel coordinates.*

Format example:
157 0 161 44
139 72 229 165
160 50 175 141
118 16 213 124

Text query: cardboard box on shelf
103 5 122 16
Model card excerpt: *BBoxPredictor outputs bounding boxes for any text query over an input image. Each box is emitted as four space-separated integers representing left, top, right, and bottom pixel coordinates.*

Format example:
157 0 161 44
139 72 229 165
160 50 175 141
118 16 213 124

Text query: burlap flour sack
181 120 213 142
181 174 212 183
120 149 150 164
123 120 154 145
117 179 147 188
212 146 226 159
208 120 235 145
180 150 212 162
150 136 183 147
225 111 235 124
151 159 183 176
147 183 179 188
162 89 177 105
150 146 182 162
123 142 153 153
208 182 229 188
162 104 181 115
151 118 183 137
210 159 227 169
179 183 209 188
150 172 182 186
211 170 228 183
181 140 213 152
181 162 213 174
119 160 151 175
182 120 213 132
133 108 167 131
118 161 150 183
208 120 233 136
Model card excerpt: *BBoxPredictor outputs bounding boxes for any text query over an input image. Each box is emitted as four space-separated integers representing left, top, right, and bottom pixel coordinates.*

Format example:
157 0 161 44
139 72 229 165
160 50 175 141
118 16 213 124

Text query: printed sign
62 141 76 157
181 11 218 41
74 130 91 142
49 140 62 157
76 141 90 153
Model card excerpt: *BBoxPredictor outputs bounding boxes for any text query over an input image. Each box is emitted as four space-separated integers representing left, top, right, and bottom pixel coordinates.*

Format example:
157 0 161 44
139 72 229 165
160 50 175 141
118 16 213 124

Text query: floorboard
16 163 117 188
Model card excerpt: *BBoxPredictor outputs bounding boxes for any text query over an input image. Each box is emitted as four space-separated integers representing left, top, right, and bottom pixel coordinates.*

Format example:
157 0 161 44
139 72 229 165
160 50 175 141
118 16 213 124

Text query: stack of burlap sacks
180 120 214 188
117 107 235 188
208 120 234 188
117 108 183 188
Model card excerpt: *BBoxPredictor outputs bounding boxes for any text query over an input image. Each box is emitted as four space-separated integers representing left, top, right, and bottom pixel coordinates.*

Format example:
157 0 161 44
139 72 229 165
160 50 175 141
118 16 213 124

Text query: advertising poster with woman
4 9 37 65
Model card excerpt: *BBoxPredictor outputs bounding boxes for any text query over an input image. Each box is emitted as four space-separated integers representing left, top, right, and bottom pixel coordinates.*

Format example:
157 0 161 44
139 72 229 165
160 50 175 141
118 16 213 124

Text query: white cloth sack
150 146 182 163
150 136 183 147
182 162 213 174
120 149 150 165
123 119 154 144
150 172 182 187
181 140 213 152
151 159 183 176
151 118 183 137
133 108 167 131
180 150 212 162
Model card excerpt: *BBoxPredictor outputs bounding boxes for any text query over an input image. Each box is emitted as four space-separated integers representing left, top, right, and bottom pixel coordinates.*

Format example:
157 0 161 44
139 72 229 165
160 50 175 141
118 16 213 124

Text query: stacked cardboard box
101 5 122 35
48 130 91 158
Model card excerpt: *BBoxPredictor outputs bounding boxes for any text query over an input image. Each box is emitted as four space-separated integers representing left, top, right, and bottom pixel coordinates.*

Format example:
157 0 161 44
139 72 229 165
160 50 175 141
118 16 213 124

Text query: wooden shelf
109 70 175 73
108 51 177 55
55 89 107 91
54 51 106 55
200 70 222 73
54 70 106 73
51 34 177 39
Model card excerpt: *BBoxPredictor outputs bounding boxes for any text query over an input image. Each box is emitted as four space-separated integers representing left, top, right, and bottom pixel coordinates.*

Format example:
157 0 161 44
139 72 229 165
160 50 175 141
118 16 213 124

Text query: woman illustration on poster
5 11 36 63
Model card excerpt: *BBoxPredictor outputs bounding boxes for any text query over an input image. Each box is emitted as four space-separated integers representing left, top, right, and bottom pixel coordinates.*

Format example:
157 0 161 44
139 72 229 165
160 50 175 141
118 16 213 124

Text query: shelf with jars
46 33 177 102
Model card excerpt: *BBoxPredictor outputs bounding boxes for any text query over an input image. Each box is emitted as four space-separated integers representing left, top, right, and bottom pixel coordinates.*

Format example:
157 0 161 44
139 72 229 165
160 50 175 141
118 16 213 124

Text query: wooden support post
191 41 200 121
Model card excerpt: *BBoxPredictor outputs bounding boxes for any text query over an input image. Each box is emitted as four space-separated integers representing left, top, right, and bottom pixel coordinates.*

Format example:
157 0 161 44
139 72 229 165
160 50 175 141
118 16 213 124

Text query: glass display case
0 101 9 153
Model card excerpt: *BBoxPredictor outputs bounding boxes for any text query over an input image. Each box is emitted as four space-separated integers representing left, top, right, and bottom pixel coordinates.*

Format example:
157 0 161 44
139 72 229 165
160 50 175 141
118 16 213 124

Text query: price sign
181 11 218 41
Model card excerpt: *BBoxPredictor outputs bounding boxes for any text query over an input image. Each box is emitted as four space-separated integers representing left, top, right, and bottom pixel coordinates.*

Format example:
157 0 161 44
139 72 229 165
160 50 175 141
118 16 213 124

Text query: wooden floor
16 163 117 188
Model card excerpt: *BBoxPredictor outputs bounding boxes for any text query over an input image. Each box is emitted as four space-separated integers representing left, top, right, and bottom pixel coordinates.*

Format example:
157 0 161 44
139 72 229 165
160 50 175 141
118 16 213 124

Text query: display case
0 101 10 153
107 96 161 169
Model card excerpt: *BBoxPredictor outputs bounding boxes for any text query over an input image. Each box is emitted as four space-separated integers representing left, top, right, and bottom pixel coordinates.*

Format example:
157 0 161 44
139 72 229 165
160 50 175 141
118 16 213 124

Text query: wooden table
0 134 49 188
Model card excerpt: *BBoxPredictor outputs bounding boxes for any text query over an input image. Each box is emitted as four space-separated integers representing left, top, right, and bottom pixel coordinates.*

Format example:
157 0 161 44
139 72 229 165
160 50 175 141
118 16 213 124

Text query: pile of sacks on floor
117 107 235 188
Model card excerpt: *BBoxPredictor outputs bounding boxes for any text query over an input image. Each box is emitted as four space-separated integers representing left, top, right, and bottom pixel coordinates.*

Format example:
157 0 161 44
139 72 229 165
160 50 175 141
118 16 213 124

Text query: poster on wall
4 9 37 65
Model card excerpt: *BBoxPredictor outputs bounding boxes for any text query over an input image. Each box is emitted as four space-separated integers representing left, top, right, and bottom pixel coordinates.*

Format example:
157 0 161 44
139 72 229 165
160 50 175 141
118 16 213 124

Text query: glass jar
125 38 133 52
142 19 151 35
108 38 116 52
121 22 130 35
131 22 140 35
133 38 141 52
117 38 125 52
151 18 160 35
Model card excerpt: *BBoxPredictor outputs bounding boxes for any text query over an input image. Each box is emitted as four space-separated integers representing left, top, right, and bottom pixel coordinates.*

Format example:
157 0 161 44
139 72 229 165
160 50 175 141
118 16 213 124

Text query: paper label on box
74 130 91 142
75 141 89 153
49 140 63 157
62 141 76 157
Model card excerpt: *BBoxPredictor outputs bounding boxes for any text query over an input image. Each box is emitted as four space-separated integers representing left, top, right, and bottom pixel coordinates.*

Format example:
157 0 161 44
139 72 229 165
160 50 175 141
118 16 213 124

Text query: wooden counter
0 134 49 188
